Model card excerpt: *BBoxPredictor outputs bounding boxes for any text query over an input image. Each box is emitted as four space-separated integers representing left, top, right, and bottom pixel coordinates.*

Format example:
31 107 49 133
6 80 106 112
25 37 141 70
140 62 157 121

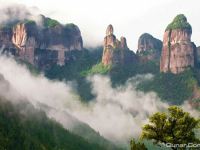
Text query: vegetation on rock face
23 19 36 25
166 14 192 31
81 63 111 76
44 17 60 28
137 69 198 104
141 106 200 150
110 61 159 86
137 49 160 56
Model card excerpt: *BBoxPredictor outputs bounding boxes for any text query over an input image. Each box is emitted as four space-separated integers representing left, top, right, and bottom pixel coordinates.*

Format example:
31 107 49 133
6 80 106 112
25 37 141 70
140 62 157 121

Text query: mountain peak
106 24 114 36
160 15 196 74
137 33 162 53
102 25 135 66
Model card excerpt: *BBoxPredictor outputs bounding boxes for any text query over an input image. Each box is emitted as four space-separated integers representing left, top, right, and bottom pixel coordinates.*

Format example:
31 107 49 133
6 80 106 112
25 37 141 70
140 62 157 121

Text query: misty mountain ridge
0 4 199 150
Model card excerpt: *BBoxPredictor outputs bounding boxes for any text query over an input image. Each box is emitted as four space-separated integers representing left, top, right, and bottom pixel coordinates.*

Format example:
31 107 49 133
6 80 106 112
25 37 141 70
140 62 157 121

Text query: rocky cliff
137 33 162 62
160 14 197 74
0 15 83 67
12 21 38 64
0 27 13 48
102 24 135 66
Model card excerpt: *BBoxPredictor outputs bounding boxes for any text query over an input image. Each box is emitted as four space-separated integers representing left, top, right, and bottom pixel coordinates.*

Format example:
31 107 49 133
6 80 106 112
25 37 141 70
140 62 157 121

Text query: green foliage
130 139 147 150
23 19 36 25
110 61 159 86
0 99 109 150
137 69 197 104
141 106 200 149
138 49 160 56
81 63 111 76
166 14 192 31
72 123 122 150
44 17 60 28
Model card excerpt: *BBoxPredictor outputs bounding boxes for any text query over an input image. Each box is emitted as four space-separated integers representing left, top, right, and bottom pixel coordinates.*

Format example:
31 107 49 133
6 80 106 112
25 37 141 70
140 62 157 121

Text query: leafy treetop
141 106 200 150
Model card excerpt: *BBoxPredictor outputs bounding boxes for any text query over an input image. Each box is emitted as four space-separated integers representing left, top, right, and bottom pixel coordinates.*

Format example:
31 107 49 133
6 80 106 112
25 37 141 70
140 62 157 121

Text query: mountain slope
0 98 113 150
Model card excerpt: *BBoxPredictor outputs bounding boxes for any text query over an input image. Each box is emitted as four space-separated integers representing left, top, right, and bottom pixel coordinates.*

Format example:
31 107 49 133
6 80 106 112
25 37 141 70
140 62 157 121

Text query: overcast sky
1 0 200 50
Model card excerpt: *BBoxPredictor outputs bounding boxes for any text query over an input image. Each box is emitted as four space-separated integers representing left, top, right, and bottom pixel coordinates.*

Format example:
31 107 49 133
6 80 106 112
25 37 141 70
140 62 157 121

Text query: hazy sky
1 0 200 50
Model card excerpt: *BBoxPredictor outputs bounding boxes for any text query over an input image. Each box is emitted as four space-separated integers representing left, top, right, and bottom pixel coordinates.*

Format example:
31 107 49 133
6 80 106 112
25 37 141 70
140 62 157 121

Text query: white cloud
0 55 169 144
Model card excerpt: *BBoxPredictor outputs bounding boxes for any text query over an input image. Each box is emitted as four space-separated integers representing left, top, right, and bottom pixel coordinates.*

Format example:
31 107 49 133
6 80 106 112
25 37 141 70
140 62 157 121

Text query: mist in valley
0 54 198 145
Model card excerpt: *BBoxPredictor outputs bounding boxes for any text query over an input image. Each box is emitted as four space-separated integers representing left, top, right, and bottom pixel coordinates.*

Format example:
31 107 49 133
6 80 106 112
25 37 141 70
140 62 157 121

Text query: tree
141 106 200 150
130 139 147 150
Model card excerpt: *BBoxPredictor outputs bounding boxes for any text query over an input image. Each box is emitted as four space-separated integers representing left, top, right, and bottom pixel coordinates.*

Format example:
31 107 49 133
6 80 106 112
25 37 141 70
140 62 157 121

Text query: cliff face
160 14 197 74
0 15 83 67
41 23 83 51
137 33 162 53
0 27 18 56
12 22 38 64
102 25 135 66
197 46 200 63
0 27 13 48
137 33 162 62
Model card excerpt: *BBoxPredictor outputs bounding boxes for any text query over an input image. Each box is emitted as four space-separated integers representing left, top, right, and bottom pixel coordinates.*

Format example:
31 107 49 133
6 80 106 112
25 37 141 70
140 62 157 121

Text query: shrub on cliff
44 17 60 28
166 14 192 31
81 63 111 76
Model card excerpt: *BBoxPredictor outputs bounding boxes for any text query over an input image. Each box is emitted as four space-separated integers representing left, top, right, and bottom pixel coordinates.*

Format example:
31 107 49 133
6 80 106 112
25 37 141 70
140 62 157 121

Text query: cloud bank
0 3 43 26
0 55 198 144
